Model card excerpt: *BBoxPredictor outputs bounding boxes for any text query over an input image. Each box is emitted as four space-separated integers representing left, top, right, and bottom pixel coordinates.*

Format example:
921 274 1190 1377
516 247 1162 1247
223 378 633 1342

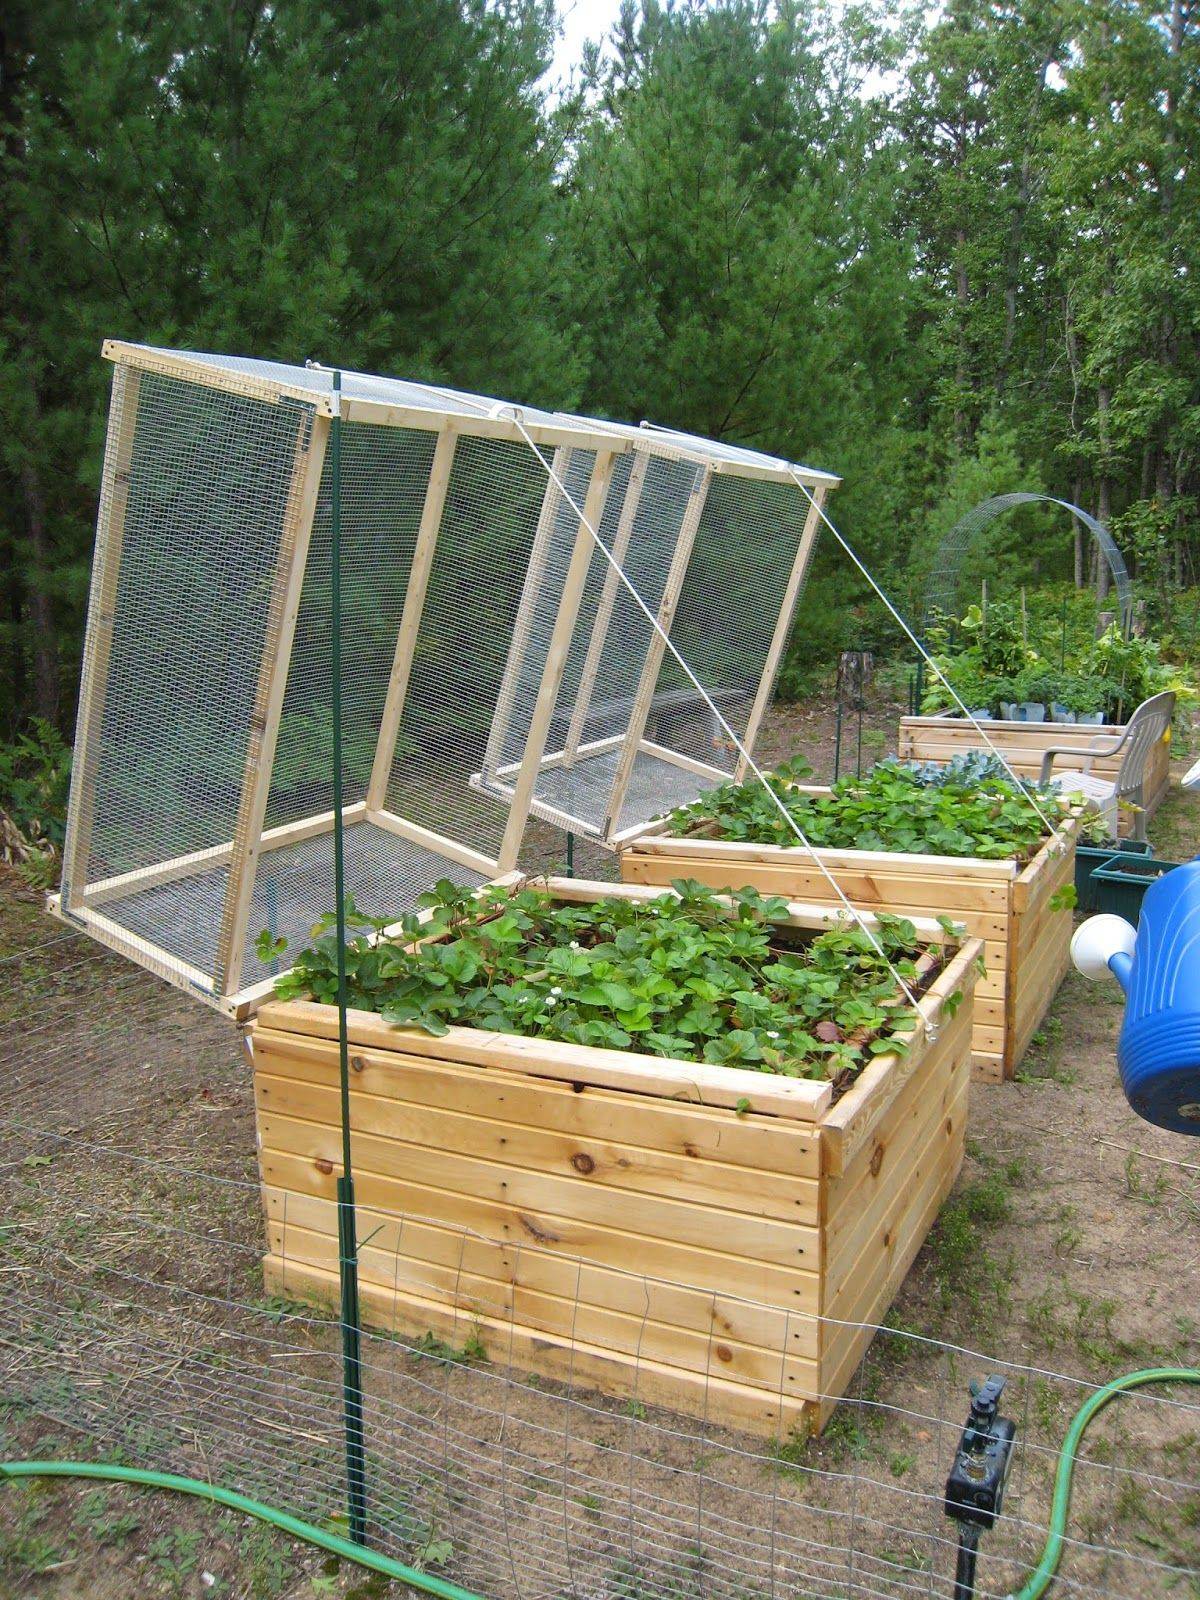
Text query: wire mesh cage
52 341 837 1014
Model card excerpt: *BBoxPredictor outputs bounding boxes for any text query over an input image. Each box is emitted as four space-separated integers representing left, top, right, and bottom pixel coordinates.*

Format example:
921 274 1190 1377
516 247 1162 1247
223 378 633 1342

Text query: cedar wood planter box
621 805 1079 1082
898 714 1171 828
249 877 979 1440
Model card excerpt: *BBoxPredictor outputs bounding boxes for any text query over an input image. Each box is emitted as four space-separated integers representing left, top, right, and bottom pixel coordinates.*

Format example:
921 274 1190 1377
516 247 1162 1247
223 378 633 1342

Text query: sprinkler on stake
943 1376 1017 1600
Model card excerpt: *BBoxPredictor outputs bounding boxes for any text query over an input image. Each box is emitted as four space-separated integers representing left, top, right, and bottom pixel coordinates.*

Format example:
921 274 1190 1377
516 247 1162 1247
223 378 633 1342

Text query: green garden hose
0 1460 486 1600
1004 1366 1200 1600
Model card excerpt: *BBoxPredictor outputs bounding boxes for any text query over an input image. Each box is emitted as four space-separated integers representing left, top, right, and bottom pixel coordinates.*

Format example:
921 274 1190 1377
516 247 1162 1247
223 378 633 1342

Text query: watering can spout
1070 915 1136 990
1072 859 1200 1135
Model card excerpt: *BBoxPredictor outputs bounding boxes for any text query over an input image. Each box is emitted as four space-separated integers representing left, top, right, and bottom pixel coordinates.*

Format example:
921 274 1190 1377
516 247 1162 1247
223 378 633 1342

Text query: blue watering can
1072 756 1200 1135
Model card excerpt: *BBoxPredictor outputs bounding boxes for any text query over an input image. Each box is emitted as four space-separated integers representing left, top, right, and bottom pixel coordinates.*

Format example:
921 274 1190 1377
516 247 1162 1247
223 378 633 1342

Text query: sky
548 0 626 86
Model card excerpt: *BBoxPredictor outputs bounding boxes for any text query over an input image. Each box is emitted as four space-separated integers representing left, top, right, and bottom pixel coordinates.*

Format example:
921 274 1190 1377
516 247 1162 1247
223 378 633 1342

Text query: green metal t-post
331 368 368 1546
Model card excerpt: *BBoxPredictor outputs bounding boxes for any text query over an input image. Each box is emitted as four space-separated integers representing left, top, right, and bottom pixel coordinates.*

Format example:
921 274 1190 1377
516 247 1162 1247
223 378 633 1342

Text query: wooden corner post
481 449 567 785
562 449 650 764
366 425 458 809
496 450 619 871
61 362 142 911
601 464 713 840
734 483 827 780
213 407 331 997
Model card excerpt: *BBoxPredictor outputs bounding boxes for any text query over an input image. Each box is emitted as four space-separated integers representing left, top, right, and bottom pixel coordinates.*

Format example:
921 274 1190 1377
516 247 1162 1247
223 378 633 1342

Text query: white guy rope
509 421 936 1028
787 471 1061 837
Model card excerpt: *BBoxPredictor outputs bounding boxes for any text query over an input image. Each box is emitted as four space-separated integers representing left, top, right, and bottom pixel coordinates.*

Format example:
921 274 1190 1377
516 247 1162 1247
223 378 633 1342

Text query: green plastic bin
1089 854 1179 922
1075 838 1152 913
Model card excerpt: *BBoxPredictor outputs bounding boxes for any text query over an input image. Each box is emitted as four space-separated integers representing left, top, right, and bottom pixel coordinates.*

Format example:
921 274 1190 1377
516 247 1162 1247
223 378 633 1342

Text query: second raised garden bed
621 771 1079 1082
897 714 1171 828
249 876 978 1438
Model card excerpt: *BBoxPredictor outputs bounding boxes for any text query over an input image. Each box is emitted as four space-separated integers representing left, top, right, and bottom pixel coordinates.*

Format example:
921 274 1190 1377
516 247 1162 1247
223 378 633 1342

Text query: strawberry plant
663 761 1072 862
269 880 955 1086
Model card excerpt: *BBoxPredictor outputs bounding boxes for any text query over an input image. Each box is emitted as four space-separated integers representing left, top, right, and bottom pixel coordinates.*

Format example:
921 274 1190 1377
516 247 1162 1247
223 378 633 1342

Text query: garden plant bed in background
249 876 978 1438
622 805 1078 1082
898 714 1171 825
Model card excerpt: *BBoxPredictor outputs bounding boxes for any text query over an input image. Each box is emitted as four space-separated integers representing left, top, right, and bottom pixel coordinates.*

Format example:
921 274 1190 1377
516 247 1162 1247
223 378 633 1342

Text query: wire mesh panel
59 366 318 993
628 473 819 829
383 433 573 858
56 343 838 1007
473 449 707 840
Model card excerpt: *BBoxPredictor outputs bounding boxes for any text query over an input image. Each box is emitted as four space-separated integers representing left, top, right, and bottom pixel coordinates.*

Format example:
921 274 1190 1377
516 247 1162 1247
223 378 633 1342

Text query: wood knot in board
715 1344 733 1363
570 1152 595 1175
351 1055 367 1073
518 1213 560 1244
315 1158 334 1175
869 1143 885 1178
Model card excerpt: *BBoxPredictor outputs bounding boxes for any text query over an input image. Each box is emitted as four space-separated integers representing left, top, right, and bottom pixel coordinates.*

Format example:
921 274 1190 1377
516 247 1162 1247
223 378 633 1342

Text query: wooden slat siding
816 942 977 1177
263 1187 818 1357
263 1257 810 1435
622 820 1076 1081
482 447 570 786
822 1081 969 1365
1005 825 1077 1072
265 1218 819 1393
254 1073 819 1224
898 716 1172 822
822 1026 971 1299
366 426 458 809
258 1108 820 1268
623 826 1020 878
260 1150 818 1311
815 1077 969 1419
251 1030 820 1176
735 485 828 780
562 450 650 762
213 409 331 997
497 450 619 869
622 855 1012 931
62 364 142 909
256 1002 832 1121
601 464 713 840
821 990 970 1271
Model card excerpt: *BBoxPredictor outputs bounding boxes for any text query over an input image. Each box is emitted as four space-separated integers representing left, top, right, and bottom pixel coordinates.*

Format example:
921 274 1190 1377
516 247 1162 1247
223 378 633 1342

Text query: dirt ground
1 690 1198 1600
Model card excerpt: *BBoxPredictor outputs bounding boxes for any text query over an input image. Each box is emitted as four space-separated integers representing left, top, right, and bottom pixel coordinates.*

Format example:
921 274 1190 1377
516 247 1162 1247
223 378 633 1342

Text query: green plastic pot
1089 854 1179 922
1075 838 1152 912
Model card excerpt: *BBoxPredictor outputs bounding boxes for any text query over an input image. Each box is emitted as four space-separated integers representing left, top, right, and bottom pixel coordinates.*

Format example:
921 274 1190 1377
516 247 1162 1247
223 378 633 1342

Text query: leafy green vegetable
662 762 1072 862
270 881 950 1086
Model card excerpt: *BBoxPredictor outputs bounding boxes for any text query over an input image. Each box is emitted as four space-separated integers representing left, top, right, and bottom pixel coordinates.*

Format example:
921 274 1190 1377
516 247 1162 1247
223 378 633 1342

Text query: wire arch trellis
923 493 1133 628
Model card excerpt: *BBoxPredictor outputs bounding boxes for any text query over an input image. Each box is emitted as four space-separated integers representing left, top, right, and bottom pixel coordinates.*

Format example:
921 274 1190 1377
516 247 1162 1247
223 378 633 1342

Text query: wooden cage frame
50 341 838 1016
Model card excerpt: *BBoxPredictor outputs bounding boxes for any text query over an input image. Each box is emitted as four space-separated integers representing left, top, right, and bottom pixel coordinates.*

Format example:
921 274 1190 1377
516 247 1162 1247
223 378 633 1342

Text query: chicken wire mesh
1 918 1198 1599
472 448 707 840
922 494 1133 629
54 345 837 1011
649 474 821 792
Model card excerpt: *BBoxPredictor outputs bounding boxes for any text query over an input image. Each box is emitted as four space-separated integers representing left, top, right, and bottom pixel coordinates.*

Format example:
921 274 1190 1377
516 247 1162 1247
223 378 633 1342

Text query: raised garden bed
897 714 1171 827
621 774 1078 1082
249 876 978 1438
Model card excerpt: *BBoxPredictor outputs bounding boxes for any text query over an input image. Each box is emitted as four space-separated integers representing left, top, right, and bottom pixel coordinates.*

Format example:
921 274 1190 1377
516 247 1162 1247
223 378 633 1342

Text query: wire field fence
1 914 1198 1599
